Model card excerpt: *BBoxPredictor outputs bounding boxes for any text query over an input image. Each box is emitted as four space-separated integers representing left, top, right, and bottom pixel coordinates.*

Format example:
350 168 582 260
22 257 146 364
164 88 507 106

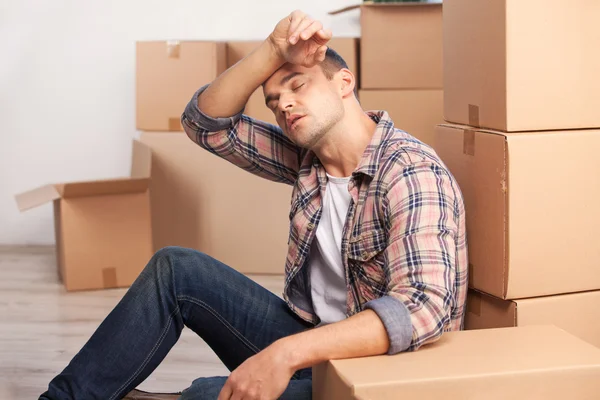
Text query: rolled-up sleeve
182 85 244 132
181 85 302 185
365 162 460 354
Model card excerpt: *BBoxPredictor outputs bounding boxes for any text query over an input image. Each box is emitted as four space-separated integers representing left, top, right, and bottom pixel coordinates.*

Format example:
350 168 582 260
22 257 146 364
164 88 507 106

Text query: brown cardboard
434 124 600 299
465 289 600 349
226 38 359 125
15 141 153 291
330 3 442 89
313 325 600 399
139 132 291 274
359 89 443 147
443 0 600 131
136 41 227 131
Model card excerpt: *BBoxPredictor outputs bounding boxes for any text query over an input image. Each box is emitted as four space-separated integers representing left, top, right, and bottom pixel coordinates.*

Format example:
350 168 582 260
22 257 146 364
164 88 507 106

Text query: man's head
262 48 358 149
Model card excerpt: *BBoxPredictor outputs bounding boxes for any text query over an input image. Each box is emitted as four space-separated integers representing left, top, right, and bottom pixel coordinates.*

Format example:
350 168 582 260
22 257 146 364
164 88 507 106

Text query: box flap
329 1 440 15
15 184 64 211
131 139 152 178
328 4 360 15
61 178 149 198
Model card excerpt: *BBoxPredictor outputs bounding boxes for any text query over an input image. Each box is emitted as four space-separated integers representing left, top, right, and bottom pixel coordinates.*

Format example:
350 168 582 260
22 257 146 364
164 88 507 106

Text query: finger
315 28 333 42
306 45 328 67
217 381 233 400
299 20 323 41
230 391 244 400
316 45 328 62
290 18 314 44
287 11 306 42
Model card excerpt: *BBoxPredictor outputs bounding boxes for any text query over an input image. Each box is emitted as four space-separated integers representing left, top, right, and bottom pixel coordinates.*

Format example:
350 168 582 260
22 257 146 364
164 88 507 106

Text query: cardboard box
226 38 359 125
136 41 227 131
465 289 600 349
359 89 443 147
331 3 442 89
443 0 600 131
139 132 291 274
434 124 600 299
313 325 600 399
15 141 153 291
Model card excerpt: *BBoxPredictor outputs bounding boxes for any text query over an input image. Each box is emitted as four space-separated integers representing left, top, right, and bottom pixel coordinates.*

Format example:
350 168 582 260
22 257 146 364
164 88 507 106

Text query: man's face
263 63 344 149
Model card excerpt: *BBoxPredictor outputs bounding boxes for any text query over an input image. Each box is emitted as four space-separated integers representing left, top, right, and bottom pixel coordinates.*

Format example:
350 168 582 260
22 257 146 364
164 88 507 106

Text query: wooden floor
0 246 285 399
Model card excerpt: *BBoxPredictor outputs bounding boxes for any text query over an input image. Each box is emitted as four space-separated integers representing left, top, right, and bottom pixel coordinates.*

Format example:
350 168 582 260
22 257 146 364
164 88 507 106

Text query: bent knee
149 246 213 280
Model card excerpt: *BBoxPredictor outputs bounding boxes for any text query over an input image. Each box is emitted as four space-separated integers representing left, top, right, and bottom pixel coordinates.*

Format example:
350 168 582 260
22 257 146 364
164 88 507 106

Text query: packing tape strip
102 267 118 288
468 104 480 127
168 117 182 131
468 290 482 317
167 40 181 59
463 129 476 156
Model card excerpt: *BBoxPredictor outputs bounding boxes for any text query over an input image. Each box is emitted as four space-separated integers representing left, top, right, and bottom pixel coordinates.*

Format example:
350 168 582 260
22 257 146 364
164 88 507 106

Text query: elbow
181 114 198 144
407 299 452 352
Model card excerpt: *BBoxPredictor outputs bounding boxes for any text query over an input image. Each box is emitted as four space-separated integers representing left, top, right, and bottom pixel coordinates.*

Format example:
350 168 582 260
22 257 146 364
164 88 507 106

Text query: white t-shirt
309 173 352 325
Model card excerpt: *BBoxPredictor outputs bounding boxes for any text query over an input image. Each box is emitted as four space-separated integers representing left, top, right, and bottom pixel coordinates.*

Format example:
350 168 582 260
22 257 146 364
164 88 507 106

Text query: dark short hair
320 48 358 97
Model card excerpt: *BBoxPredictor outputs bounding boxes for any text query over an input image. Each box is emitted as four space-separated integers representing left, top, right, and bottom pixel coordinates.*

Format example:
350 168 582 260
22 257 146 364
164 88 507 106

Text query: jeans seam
108 306 181 400
177 294 262 355
177 296 305 380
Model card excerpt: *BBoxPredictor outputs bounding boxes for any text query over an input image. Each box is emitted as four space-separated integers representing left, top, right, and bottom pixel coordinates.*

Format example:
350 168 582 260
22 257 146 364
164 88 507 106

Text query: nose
277 92 295 114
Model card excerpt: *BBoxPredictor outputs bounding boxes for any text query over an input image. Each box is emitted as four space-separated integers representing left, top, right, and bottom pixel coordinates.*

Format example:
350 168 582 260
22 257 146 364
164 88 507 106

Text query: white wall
0 0 361 245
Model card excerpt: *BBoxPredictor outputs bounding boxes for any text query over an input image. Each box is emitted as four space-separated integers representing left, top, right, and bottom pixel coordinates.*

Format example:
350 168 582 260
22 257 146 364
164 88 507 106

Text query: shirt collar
310 110 395 179
352 110 395 179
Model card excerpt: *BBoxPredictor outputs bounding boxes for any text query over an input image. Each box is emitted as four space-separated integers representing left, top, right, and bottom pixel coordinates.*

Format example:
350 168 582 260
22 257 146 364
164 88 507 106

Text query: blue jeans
39 247 315 400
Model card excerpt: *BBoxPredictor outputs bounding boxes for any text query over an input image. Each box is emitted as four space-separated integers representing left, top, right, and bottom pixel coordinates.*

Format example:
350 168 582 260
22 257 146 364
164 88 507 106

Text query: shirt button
307 223 315 230
362 251 368 258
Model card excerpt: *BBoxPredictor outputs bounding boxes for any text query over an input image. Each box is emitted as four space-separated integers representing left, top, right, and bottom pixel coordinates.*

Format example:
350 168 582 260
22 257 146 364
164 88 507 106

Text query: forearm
198 38 284 118
276 310 390 371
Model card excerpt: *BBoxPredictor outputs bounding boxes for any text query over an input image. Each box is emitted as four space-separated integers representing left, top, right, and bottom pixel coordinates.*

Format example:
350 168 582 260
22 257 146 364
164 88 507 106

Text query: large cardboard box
434 124 600 299
465 289 600 349
15 141 153 291
359 89 443 147
226 38 359 125
313 326 600 399
139 132 291 274
331 3 442 89
136 41 227 131
443 0 600 131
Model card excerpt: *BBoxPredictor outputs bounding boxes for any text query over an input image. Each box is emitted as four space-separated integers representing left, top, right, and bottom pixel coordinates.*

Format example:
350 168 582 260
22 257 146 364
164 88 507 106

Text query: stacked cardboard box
435 0 600 348
331 2 444 146
135 38 359 274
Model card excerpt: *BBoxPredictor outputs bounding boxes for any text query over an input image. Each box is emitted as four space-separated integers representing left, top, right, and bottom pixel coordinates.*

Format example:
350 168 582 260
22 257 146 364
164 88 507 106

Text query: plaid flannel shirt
182 85 468 354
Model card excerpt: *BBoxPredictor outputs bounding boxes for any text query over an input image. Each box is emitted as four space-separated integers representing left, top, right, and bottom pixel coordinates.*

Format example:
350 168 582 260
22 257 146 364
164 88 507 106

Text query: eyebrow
264 72 304 107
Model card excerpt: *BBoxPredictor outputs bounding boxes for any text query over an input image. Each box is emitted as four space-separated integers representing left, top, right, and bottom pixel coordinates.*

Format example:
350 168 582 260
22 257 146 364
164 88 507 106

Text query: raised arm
182 10 332 185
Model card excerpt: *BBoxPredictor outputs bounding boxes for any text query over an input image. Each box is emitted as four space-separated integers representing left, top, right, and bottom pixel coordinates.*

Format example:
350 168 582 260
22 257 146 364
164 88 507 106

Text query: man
40 10 467 400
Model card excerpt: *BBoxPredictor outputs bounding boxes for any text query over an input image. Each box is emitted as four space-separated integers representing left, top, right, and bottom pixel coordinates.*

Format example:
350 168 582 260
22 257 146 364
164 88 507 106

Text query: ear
338 68 356 98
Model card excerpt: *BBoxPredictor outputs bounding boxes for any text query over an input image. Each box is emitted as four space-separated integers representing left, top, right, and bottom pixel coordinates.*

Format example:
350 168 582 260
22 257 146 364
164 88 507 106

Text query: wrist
263 35 286 67
272 336 306 372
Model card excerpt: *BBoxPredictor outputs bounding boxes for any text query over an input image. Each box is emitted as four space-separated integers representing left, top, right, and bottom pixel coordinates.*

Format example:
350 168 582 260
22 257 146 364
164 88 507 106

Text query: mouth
287 115 305 131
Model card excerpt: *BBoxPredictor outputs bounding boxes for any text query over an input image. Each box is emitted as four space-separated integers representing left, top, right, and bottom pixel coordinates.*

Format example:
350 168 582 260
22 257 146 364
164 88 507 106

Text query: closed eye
292 83 305 92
